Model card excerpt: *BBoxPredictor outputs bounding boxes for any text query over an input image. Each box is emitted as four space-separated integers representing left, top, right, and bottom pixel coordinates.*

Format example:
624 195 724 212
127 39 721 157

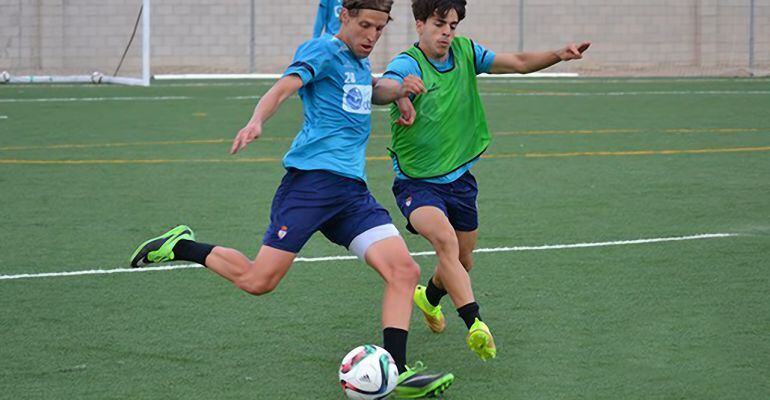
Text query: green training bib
389 36 491 179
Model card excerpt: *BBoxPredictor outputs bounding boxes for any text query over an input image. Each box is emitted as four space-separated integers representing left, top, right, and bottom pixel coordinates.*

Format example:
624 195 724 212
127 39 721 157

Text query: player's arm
374 55 426 104
312 1 326 38
394 97 416 126
490 42 590 74
231 75 303 154
372 75 426 105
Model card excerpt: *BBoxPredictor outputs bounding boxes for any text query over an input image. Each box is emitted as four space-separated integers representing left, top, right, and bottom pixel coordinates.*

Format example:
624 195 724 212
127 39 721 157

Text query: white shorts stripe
349 224 401 260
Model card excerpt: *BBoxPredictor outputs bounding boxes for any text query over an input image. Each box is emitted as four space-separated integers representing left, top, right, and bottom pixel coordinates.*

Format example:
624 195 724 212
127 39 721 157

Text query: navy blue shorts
391 171 479 234
262 168 393 253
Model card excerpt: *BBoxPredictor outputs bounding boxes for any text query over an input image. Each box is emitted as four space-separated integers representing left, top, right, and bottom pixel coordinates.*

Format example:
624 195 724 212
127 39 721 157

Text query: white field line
479 78 770 84
226 95 263 100
2 82 276 88
2 90 767 104
0 96 191 103
8 78 769 89
0 115 8 119
0 233 738 281
153 72 577 80
480 90 770 97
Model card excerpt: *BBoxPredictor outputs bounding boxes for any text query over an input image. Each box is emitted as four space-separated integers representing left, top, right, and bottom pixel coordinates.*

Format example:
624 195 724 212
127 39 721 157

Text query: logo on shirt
277 225 288 240
343 84 372 115
405 196 413 207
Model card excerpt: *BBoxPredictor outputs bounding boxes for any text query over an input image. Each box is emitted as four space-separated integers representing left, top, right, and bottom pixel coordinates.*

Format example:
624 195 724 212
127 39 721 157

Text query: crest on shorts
405 196 412 207
277 225 288 239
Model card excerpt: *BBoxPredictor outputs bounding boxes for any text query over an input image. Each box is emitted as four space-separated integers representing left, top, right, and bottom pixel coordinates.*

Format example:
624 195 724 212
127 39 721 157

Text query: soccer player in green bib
374 0 590 361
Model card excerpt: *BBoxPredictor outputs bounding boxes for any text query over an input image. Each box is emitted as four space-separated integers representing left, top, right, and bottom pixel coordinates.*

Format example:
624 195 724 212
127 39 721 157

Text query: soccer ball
90 71 104 84
0 71 9 83
339 345 398 400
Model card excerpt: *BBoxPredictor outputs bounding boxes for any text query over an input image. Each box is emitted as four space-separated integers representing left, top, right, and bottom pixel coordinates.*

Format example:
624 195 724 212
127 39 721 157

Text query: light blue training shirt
313 0 343 37
282 35 374 182
382 41 496 184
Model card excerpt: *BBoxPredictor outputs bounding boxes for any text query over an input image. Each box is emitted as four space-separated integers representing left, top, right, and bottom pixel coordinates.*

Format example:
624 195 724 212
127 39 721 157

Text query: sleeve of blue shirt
381 54 422 84
472 41 496 74
283 39 333 85
312 1 326 38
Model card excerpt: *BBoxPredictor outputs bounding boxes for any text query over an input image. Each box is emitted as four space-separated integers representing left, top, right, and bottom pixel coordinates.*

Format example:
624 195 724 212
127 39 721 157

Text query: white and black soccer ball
90 71 104 84
0 70 10 83
339 345 398 400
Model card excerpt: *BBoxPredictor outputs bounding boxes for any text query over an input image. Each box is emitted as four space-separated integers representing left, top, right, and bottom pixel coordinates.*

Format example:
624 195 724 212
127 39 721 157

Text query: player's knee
429 229 459 254
391 259 421 288
236 276 278 296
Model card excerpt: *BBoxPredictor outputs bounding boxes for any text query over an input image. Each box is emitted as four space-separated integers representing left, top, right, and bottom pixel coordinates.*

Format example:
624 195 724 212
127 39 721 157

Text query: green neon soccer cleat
413 285 446 333
467 318 497 361
393 361 454 398
129 225 195 268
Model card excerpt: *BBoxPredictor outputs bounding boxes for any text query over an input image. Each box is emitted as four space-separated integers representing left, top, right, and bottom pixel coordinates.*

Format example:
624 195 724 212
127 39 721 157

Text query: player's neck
418 41 450 63
334 34 362 59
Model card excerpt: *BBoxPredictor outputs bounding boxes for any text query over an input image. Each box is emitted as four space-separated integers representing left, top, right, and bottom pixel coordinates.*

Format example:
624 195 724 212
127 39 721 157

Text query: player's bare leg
409 207 474 306
410 208 496 360
205 245 296 295
364 235 454 398
130 225 296 295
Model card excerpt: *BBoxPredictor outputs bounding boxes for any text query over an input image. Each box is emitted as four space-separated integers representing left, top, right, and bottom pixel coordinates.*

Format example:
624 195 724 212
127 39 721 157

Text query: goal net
1 0 767 85
0 0 150 86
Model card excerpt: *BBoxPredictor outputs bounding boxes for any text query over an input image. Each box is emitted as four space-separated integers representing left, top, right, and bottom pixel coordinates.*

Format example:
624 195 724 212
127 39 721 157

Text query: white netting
0 0 150 84
0 0 767 82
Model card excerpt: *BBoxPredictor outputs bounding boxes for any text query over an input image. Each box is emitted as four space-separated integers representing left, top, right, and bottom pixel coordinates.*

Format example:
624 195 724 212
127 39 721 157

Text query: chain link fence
1 0 767 77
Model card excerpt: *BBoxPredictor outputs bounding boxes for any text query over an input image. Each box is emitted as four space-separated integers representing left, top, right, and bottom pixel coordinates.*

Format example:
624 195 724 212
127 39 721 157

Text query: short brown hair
411 0 466 22
343 0 394 14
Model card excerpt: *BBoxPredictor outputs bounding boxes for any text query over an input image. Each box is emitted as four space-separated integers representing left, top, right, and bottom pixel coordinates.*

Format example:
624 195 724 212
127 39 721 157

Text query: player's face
339 9 390 58
416 9 459 60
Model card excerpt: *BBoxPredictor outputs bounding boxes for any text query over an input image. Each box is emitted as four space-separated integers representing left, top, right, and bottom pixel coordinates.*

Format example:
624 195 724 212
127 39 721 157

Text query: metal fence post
250 0 256 73
749 0 755 73
518 0 524 52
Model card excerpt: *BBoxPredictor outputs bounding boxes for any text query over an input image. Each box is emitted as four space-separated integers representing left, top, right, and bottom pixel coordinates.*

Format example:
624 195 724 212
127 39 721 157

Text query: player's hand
556 42 591 61
397 75 426 98
231 123 262 154
395 97 416 126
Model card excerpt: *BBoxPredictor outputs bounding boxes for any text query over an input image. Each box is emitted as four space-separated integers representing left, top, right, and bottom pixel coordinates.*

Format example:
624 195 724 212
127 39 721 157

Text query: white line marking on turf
0 233 739 281
9 78 768 89
479 78 770 84
0 96 191 103
480 90 770 97
4 90 765 104
0 115 8 119
226 95 263 100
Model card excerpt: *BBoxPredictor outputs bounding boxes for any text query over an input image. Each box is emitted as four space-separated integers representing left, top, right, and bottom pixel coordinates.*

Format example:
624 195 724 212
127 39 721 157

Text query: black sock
425 276 447 307
457 302 481 330
383 327 408 374
173 239 215 266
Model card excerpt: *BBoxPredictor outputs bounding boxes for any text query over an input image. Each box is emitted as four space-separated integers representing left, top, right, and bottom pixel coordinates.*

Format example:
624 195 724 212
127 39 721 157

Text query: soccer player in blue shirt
313 0 343 37
130 1 454 398
374 0 590 362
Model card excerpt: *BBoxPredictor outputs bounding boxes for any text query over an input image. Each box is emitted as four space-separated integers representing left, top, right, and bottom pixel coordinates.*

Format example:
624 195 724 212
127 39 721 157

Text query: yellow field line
483 146 770 159
495 128 642 136
0 157 283 165
496 127 767 136
664 128 762 134
1 146 767 165
0 137 283 151
2 127 766 152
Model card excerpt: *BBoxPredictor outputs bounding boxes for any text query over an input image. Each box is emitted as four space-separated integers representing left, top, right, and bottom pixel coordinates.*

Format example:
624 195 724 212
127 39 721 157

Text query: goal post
1 0 151 86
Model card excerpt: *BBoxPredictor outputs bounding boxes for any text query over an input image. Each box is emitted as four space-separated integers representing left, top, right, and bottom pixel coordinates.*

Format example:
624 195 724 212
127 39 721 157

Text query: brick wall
1 0 767 77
